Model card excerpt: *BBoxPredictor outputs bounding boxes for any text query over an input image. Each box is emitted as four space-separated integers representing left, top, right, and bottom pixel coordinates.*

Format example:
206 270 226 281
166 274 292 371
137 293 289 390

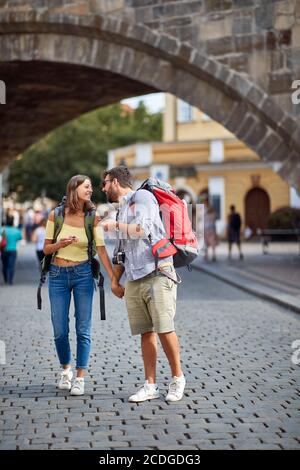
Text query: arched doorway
176 190 194 204
245 188 271 234
176 189 197 230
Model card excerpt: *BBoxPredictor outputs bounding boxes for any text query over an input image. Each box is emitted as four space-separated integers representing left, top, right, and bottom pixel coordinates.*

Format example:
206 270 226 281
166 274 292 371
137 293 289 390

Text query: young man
101 166 186 402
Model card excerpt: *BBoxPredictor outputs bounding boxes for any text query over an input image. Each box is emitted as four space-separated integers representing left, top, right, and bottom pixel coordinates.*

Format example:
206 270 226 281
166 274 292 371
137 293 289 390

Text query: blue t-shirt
2 226 22 251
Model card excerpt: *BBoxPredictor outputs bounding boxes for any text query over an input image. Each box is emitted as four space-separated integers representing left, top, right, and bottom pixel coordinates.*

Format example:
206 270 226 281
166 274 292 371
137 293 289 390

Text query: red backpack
137 178 199 268
0 230 7 252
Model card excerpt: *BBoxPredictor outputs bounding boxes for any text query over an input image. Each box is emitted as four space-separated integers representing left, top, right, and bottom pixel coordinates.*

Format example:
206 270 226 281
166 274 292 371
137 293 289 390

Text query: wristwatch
115 220 119 231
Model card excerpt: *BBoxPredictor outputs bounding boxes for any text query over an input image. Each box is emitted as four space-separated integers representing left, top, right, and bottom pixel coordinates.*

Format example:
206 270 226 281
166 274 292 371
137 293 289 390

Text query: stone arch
0 11 299 189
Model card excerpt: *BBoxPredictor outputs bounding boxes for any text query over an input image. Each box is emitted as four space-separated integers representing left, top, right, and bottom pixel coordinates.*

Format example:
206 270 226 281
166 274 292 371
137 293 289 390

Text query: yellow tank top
45 220 105 262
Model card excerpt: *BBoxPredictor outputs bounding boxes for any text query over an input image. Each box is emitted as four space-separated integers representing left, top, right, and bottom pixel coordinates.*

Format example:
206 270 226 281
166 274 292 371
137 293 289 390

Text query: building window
209 140 224 163
170 166 196 178
151 165 169 182
177 99 193 123
208 177 225 236
210 194 221 220
202 113 212 121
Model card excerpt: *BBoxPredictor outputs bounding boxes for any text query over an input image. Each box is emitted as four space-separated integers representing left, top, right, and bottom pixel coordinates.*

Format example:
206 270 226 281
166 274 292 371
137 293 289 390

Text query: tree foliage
8 101 162 203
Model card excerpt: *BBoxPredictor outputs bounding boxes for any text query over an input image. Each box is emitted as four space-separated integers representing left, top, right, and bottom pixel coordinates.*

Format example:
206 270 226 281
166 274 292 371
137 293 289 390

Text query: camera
112 251 125 265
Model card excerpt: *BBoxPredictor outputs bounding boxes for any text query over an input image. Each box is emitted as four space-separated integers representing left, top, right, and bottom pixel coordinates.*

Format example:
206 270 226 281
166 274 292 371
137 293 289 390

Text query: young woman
43 175 113 396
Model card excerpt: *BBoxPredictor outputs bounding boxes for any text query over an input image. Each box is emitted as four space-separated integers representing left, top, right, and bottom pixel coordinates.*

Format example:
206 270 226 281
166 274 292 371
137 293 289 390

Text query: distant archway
245 187 271 234
176 189 194 204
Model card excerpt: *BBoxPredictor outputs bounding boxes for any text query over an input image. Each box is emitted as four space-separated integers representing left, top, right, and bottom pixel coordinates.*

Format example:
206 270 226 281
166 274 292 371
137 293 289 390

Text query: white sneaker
57 368 73 390
166 375 186 402
70 377 85 396
129 381 160 402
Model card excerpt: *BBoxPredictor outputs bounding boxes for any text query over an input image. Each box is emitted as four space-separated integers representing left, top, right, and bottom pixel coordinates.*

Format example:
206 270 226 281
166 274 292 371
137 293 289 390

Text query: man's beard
106 189 118 203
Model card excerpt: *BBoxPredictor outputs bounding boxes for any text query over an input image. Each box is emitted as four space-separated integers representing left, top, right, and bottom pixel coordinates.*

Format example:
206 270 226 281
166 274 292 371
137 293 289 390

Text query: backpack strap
98 271 105 321
84 209 106 321
84 209 96 262
37 204 65 310
52 204 65 260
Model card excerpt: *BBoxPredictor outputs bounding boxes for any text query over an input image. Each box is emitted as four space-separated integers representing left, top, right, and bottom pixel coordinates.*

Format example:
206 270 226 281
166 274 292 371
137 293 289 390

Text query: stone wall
0 1 299 189
1 1 299 116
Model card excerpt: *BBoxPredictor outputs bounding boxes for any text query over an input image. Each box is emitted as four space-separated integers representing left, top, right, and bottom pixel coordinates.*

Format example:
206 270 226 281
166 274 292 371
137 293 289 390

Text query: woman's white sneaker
70 377 85 396
166 375 186 402
57 368 73 390
129 381 160 402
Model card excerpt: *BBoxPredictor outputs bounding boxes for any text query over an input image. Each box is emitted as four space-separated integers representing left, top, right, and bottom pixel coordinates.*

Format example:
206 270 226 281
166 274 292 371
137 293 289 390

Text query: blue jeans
1 250 17 284
48 262 94 369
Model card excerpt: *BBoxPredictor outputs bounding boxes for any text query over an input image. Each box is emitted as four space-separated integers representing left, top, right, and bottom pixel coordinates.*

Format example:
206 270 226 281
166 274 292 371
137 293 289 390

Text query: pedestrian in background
31 218 47 269
227 205 244 260
33 210 43 231
1 215 23 285
24 207 35 243
204 204 218 262
6 208 20 228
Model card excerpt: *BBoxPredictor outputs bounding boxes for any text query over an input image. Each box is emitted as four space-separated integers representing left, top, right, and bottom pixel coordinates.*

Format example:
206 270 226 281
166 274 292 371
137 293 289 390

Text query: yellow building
108 94 299 236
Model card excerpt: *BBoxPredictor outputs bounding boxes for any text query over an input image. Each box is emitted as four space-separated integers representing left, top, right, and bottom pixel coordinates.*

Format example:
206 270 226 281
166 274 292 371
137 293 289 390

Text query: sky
121 92 165 114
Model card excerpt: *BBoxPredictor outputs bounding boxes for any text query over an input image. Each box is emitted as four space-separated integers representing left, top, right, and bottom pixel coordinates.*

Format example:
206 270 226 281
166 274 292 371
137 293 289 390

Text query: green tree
8 102 162 203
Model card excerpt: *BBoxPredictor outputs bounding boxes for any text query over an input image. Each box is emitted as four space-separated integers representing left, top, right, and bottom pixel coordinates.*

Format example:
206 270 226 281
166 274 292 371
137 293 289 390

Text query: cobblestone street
0 245 300 450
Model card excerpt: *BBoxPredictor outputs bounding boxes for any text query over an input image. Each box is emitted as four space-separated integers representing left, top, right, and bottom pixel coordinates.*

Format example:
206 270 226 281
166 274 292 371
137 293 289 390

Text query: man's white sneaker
57 368 73 390
129 381 160 403
70 377 85 396
166 375 186 402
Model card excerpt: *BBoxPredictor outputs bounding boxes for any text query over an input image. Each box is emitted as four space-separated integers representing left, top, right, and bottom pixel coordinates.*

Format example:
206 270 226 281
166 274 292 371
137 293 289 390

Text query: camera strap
115 209 124 255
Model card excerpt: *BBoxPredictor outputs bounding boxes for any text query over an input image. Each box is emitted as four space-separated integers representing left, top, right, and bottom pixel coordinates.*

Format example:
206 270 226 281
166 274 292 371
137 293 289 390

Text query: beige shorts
125 268 177 336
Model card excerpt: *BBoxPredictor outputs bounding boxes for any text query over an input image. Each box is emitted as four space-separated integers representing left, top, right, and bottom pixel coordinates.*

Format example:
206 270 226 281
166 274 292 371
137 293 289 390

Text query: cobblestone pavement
0 245 300 450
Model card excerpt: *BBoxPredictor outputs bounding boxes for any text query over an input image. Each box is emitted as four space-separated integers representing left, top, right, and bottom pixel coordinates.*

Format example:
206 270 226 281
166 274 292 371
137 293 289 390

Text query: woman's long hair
65 175 95 214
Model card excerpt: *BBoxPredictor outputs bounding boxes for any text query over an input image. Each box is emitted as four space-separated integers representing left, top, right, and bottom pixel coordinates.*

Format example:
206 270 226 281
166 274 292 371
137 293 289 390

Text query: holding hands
111 276 125 299
95 213 125 300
